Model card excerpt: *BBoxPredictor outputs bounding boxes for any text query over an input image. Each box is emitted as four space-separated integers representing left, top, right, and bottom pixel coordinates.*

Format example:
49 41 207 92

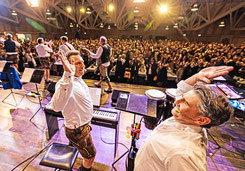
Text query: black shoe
104 88 112 93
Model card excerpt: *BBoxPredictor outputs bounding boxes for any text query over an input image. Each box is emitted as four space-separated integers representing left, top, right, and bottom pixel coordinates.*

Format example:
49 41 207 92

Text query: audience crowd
0 35 244 87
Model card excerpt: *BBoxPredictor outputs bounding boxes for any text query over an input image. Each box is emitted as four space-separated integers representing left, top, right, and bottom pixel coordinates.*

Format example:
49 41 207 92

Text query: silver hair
194 83 234 128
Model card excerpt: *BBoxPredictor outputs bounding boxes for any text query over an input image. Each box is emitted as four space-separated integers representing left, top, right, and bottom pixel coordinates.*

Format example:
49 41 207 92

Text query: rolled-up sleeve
50 71 74 112
88 46 103 59
176 80 194 100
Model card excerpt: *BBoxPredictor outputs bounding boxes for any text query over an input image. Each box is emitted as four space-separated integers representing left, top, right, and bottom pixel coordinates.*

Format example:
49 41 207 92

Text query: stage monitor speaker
111 89 130 103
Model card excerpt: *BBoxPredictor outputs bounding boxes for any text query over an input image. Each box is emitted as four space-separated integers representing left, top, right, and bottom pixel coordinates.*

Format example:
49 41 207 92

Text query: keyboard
93 110 117 122
44 103 118 122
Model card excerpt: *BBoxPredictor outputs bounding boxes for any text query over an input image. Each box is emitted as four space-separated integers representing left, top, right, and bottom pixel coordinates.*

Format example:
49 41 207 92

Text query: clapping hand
58 50 75 73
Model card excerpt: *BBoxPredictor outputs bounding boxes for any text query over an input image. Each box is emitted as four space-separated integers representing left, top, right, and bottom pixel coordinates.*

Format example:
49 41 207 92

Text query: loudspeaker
47 82 56 94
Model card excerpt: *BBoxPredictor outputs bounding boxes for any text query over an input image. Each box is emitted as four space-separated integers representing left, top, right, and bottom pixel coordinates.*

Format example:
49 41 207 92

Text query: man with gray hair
134 66 234 171
83 36 113 93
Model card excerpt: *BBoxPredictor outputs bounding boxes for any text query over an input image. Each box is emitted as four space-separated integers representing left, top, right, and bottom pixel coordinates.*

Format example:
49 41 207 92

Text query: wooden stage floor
0 76 244 171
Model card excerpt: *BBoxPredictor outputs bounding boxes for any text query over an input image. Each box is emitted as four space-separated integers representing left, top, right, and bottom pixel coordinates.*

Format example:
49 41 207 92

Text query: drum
165 88 177 119
144 89 166 130
166 88 177 103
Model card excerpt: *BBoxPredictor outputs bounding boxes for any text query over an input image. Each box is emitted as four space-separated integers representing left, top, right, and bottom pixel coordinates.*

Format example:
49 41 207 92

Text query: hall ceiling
0 0 245 31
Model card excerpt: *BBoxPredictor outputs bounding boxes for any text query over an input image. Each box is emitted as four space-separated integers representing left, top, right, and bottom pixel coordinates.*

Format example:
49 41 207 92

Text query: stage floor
0 76 244 171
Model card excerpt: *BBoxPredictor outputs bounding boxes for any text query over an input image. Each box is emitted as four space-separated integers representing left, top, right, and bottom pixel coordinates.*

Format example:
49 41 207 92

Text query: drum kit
144 88 177 130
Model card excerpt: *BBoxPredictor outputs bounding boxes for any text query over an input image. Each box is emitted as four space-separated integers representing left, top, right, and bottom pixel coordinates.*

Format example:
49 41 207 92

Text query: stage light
108 25 111 29
26 0 39 7
84 32 86 35
135 27 138 30
65 32 68 35
198 33 201 37
191 3 199 12
108 4 114 12
11 10 17 16
165 26 169 30
133 0 145 3
46 9 51 15
134 7 139 13
100 23 104 28
67 7 72 13
219 21 225 27
183 33 186 36
159 4 168 13
80 7 85 13
86 8 91 14
69 23 73 27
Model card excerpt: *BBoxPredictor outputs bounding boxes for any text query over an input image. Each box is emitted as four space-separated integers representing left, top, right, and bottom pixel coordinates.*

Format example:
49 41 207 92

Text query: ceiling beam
192 1 245 30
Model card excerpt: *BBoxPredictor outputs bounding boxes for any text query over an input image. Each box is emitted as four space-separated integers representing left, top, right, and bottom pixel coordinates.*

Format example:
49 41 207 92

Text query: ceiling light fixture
219 21 225 27
165 26 169 30
46 9 51 15
173 23 178 28
191 3 199 12
67 7 72 13
11 10 17 16
26 0 39 7
134 7 139 13
133 0 145 3
86 8 91 14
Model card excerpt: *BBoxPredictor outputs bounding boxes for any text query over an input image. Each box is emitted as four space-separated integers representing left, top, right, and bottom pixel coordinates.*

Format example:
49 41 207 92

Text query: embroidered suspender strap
65 44 71 50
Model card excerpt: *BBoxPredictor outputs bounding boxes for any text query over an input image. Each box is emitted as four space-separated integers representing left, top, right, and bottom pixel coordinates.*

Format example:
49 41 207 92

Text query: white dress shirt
134 81 208 171
50 71 93 129
59 42 75 55
36 44 53 58
87 46 112 67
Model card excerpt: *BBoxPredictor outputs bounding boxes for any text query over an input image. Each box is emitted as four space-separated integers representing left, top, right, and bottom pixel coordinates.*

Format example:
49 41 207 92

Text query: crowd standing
0 33 244 87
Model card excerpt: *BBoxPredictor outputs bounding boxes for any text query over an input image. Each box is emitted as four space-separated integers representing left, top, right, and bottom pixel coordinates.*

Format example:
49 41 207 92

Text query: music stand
112 91 165 170
0 61 24 107
20 68 45 122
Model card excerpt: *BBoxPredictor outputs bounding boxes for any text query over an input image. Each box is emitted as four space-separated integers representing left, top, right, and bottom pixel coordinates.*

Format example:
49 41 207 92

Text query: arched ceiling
0 0 245 32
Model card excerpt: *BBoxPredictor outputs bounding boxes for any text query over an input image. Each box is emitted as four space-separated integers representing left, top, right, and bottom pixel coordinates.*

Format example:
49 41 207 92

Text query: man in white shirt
134 66 234 171
83 36 113 93
50 50 96 171
59 36 75 55
36 37 53 83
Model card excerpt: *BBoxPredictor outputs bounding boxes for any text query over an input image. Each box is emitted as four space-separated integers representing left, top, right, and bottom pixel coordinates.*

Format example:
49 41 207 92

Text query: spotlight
133 0 145 3
65 32 68 35
108 4 114 12
165 26 169 30
198 33 201 37
26 0 39 7
159 4 168 13
108 25 111 29
183 34 186 36
67 7 72 13
80 7 85 13
100 23 104 28
69 23 73 28
84 32 86 35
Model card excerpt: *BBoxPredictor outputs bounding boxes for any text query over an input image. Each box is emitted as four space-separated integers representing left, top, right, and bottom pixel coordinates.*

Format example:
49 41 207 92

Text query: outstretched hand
59 50 75 73
197 66 234 83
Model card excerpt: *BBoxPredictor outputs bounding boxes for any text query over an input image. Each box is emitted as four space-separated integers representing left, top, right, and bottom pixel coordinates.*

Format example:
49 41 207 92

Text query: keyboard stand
44 106 120 158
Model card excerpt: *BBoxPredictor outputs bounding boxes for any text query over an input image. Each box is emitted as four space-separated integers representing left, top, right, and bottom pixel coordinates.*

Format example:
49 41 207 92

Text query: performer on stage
83 36 113 93
59 36 75 54
36 37 53 83
134 66 234 171
1 33 21 70
50 50 96 171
